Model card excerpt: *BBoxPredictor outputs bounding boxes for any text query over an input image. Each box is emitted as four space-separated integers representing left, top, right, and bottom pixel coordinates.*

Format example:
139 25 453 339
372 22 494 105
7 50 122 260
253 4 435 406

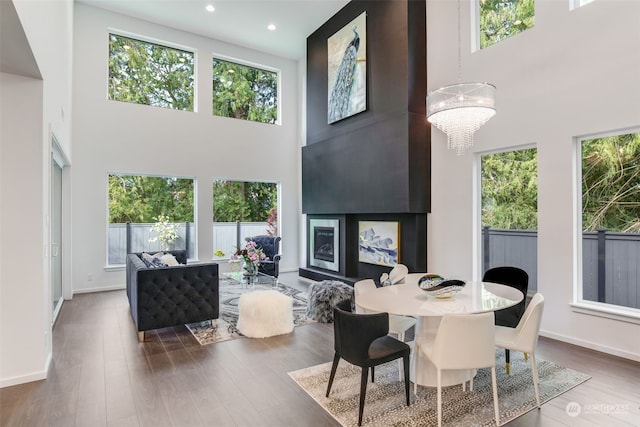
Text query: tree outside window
580 131 640 310
480 148 538 290
108 175 195 264
109 33 194 111
479 0 534 49
212 58 278 124
212 180 278 259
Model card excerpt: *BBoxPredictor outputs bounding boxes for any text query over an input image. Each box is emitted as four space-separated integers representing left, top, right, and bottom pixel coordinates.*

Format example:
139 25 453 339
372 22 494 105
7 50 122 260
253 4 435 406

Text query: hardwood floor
1 273 639 426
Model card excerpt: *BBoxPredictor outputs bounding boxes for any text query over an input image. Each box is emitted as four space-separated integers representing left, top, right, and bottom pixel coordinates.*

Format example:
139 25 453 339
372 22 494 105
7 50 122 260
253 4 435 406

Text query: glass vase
242 261 258 287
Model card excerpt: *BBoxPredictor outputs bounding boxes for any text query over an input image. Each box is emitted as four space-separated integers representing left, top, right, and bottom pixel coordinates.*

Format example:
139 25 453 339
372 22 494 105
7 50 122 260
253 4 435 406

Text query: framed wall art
358 221 400 266
327 11 367 124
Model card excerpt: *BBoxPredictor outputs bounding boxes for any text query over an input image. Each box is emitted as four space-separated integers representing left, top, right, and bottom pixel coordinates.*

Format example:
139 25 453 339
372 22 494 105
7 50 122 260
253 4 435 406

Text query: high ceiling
77 0 350 59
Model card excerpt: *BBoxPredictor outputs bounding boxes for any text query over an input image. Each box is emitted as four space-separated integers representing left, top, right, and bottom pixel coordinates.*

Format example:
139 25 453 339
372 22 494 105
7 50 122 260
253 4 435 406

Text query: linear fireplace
309 218 339 272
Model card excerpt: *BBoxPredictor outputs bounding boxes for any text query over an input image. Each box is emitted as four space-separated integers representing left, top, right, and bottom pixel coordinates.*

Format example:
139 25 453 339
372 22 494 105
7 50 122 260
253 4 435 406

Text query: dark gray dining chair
326 299 411 426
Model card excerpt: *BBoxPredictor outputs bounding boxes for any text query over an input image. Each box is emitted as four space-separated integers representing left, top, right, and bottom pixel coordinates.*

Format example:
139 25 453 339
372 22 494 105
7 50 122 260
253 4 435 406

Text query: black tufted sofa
126 250 219 341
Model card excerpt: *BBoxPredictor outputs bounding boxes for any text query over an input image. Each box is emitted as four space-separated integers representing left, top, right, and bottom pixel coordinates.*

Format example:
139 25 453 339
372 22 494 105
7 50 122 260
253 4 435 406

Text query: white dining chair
495 292 545 408
354 279 416 380
415 312 500 427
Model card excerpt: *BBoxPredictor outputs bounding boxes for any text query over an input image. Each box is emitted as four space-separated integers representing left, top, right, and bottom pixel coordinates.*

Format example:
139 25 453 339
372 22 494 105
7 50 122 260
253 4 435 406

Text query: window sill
570 301 640 325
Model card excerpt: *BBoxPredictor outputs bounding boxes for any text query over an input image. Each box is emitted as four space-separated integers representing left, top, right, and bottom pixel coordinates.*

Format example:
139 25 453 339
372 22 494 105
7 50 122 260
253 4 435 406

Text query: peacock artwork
327 12 367 124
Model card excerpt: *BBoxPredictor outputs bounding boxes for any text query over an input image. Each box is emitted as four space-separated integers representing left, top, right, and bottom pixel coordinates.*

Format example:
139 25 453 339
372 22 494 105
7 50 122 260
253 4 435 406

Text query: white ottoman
237 290 294 338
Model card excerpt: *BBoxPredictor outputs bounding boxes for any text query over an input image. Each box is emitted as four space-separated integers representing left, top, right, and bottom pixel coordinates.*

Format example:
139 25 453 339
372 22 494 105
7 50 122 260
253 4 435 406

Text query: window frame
108 29 198 112
106 172 197 268
474 0 535 51
211 53 281 125
573 127 640 323
474 144 538 283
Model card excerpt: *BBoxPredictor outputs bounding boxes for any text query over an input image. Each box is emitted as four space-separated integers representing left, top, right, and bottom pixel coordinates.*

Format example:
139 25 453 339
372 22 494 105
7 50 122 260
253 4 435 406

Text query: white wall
427 0 640 361
0 0 73 387
72 4 301 292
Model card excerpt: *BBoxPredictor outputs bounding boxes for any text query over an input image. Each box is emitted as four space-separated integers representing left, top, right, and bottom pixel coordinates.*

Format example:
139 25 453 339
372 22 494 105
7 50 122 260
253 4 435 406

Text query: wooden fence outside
483 227 640 309
108 222 269 265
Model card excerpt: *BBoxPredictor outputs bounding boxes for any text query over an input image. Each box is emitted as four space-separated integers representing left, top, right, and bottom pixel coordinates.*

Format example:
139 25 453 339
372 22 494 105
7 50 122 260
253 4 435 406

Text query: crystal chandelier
426 82 496 155
426 0 496 155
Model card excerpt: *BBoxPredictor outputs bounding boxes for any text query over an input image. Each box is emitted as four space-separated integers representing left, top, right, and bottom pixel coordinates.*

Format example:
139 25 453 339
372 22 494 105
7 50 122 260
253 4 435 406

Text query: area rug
186 276 314 345
288 351 590 426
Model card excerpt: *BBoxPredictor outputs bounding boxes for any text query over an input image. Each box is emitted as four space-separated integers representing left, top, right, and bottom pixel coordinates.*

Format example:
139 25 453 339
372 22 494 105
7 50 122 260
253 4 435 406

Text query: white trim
540 329 640 363
73 284 125 294
570 301 640 325
0 368 47 388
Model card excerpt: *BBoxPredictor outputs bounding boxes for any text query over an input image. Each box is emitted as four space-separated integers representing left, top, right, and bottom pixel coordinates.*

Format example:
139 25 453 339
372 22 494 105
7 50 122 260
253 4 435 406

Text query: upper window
108 33 195 111
108 174 195 265
212 57 278 124
579 131 640 311
479 0 535 49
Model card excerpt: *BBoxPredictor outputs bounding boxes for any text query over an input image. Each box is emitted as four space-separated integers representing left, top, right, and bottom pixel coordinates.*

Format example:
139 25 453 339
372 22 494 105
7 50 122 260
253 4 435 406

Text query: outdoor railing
108 221 269 265
483 226 640 309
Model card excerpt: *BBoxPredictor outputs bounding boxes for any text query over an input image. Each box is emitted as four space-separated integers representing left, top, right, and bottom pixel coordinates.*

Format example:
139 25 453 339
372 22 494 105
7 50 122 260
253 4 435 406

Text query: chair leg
326 354 340 397
398 332 405 381
491 366 500 426
505 349 511 375
530 354 541 408
437 369 442 427
358 367 369 426
371 365 375 383
470 370 474 391
524 352 529 360
403 355 411 406
414 343 420 395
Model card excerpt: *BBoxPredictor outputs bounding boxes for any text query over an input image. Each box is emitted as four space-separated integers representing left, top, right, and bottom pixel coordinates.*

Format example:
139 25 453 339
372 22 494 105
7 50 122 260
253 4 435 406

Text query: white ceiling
77 0 350 59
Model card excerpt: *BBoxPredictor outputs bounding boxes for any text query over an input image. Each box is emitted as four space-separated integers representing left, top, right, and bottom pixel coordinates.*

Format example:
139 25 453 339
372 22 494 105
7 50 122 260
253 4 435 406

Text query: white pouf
237 290 294 338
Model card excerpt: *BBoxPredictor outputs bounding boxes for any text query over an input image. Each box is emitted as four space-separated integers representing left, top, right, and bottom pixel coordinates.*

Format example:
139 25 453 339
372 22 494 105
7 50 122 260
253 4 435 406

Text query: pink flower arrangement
232 240 268 268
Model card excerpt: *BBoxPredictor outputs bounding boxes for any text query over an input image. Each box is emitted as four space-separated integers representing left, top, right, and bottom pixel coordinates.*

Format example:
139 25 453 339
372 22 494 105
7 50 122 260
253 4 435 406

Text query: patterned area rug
288 351 590 426
186 276 314 345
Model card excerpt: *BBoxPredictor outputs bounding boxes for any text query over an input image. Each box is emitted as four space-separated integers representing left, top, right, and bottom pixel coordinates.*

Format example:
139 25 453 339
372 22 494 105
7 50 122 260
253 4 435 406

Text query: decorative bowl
418 275 466 298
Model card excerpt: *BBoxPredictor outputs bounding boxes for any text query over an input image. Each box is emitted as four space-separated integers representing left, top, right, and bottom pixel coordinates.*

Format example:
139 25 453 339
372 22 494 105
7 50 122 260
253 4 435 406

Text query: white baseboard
0 368 48 388
540 329 640 363
73 284 125 295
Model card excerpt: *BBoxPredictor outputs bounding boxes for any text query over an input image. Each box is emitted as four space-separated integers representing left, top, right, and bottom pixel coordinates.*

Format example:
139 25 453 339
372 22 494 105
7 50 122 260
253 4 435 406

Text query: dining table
355 274 524 387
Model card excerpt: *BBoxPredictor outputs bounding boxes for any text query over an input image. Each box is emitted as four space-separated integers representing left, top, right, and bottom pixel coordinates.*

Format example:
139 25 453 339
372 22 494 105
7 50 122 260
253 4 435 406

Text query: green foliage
480 0 534 49
109 33 194 111
582 132 640 232
482 148 538 229
108 175 194 223
212 58 278 124
212 180 277 223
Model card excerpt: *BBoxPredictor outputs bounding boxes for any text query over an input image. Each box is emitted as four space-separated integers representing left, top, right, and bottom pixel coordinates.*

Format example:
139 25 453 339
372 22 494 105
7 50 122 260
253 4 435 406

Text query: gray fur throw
306 280 354 323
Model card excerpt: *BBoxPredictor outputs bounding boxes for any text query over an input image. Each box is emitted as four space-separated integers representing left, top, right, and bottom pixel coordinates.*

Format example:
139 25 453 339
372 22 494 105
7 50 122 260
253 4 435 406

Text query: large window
108 174 195 265
579 130 640 310
212 180 278 259
108 33 195 111
480 147 538 290
212 57 278 124
479 0 535 49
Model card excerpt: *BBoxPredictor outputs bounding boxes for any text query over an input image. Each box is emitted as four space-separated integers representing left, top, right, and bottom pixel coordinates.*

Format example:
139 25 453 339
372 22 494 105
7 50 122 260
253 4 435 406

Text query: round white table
356 278 524 387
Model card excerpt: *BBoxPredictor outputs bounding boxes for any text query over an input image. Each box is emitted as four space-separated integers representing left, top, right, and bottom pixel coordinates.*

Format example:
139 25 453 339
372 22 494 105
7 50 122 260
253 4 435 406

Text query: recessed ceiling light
267 24 276 31
205 4 215 12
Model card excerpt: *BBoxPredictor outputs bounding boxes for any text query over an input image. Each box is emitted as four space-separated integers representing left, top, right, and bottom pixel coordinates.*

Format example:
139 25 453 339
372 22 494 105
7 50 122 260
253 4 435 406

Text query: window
108 33 195 111
480 148 538 290
571 0 595 10
579 130 640 310
212 57 278 124
479 0 535 49
212 180 278 259
108 174 195 265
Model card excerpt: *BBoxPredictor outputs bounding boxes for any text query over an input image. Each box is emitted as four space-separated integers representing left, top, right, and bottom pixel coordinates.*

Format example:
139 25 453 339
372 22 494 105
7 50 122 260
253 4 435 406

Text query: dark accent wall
301 0 429 283
303 0 430 214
